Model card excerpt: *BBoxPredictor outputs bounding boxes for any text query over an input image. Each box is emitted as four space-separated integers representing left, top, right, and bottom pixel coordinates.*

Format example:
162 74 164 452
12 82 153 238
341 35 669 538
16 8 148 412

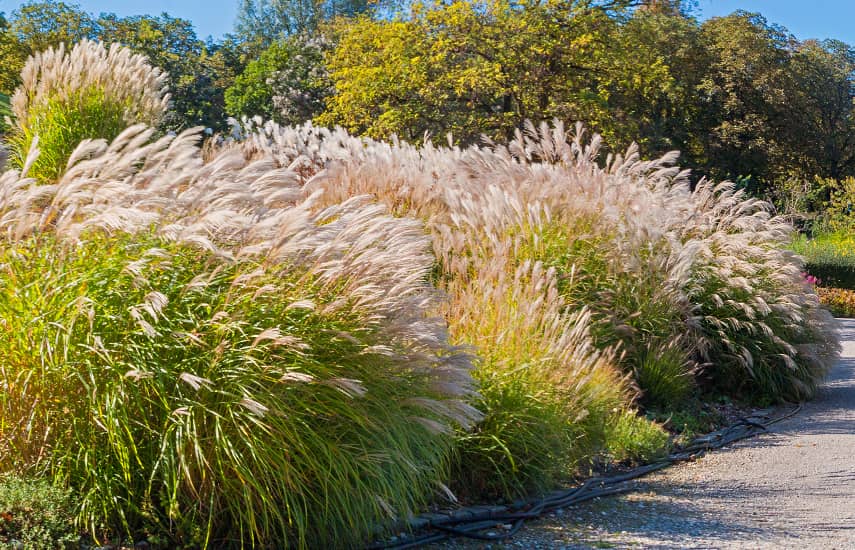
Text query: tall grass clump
675 182 839 400
0 125 478 547
8 40 168 182
234 118 839 405
226 120 666 497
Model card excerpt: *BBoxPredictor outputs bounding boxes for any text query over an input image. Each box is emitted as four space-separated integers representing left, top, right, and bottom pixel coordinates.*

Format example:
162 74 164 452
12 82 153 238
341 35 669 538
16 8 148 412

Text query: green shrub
441 252 628 500
451 370 596 499
7 40 168 182
792 232 855 290
0 128 477 548
682 185 838 401
450 332 625 499
0 476 78 549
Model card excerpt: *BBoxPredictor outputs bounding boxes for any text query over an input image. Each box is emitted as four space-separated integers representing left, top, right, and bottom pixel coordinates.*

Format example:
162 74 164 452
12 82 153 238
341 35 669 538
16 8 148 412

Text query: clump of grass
7 40 168 182
632 338 696 409
604 410 670 465
0 475 78 549
676 182 839 400
0 126 478 547
225 118 839 495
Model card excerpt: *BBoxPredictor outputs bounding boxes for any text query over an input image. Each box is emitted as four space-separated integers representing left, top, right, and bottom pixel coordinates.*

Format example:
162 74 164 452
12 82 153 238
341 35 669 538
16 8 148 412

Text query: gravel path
434 319 855 549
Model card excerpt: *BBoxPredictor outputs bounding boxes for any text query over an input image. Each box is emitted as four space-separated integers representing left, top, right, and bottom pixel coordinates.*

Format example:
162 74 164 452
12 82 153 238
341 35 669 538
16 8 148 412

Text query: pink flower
801 272 821 286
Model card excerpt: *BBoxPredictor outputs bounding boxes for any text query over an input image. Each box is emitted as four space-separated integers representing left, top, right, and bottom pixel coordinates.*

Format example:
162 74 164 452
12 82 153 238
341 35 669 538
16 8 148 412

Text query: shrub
675 182 839 401
817 287 855 317
632 338 696 409
821 176 855 232
792 231 855 290
0 126 477 547
7 40 169 182
0 93 10 134
0 476 78 549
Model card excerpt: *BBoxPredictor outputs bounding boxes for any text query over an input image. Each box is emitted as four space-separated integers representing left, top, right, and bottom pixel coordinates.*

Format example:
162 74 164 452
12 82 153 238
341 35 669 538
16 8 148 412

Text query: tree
235 0 370 50
0 13 26 97
321 0 652 144
785 39 855 181
610 8 709 163
10 1 96 53
696 12 793 185
98 13 239 130
225 34 330 125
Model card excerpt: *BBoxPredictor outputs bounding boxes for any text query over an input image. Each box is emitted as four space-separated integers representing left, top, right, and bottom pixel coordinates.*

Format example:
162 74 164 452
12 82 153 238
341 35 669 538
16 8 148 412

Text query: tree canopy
1 0 855 209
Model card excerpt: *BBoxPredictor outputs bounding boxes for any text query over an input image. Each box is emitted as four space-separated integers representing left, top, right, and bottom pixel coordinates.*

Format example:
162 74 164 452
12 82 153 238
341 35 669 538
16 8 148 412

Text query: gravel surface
431 319 855 549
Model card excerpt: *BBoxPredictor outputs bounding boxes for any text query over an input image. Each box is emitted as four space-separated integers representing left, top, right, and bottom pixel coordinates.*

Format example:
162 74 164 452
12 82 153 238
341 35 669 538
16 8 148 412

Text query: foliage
679 182 838 401
817 287 855 317
631 338 696 409
225 34 330 125
97 13 238 130
235 0 371 49
0 93 10 134
792 231 855 290
784 39 855 182
0 15 26 96
0 476 78 549
0 126 477 547
821 177 855 231
9 1 97 54
319 4 855 194
7 40 168 182
1 4 240 131
603 410 670 465
225 119 839 502
321 1 646 144
769 175 831 221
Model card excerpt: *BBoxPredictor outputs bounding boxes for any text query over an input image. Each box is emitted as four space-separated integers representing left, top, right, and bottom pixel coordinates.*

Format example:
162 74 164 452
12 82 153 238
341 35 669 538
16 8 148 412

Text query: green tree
321 0 652 144
696 12 793 185
785 39 855 181
98 13 241 130
235 0 370 50
609 9 708 161
10 1 96 53
225 34 330 125
0 13 26 97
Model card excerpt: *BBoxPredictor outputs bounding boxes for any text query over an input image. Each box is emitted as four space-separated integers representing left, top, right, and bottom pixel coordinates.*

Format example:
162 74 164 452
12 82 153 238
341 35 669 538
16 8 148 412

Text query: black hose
366 403 802 549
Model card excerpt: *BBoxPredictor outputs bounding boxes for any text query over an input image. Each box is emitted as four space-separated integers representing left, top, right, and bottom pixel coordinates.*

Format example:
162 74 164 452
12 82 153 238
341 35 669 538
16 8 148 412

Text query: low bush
0 127 477 547
0 93 10 134
817 287 855 317
792 232 855 290
0 476 78 549
631 338 696 409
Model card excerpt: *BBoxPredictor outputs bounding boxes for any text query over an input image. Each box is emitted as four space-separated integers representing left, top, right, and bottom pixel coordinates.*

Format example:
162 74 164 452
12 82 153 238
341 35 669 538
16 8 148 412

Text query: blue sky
699 1 855 44
0 1 853 44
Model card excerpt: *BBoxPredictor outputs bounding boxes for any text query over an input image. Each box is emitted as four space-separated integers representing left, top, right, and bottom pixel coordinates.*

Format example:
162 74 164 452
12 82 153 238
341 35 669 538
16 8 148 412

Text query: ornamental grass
7 40 169 182
0 40 841 546
0 126 478 547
